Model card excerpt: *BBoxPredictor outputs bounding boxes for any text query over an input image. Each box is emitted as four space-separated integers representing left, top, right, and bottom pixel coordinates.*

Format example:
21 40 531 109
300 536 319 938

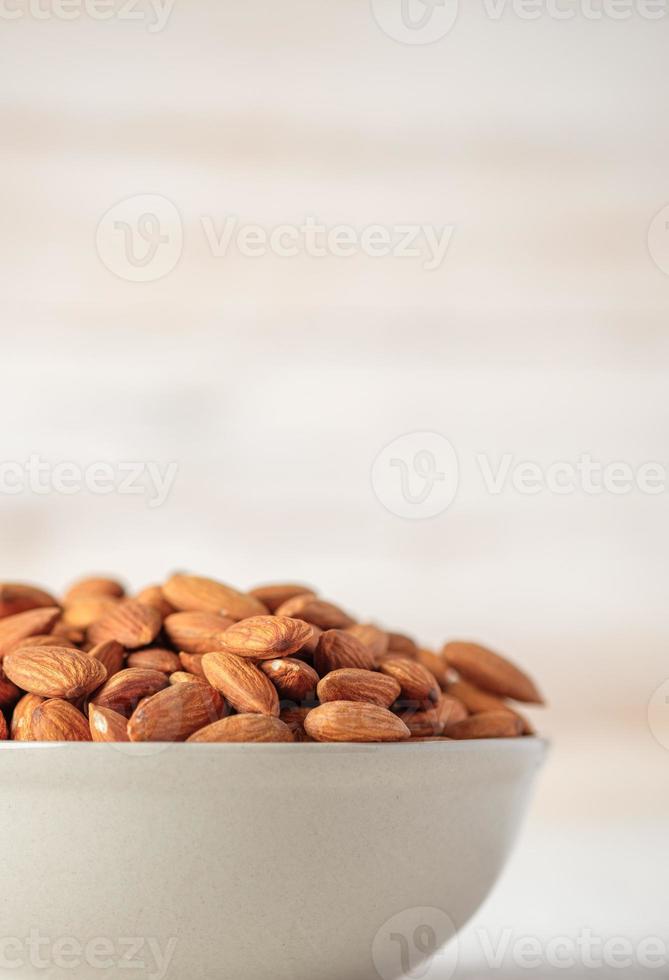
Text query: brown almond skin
305 701 411 743
162 574 267 620
448 680 533 734
345 624 389 662
87 640 125 679
443 641 544 705
135 585 176 619
317 668 401 708
62 596 120 629
6 633 79 656
179 652 206 678
0 667 22 709
0 606 61 660
88 599 162 650
396 693 467 737
128 682 227 742
11 693 44 741
274 595 355 630
416 648 450 689
260 658 319 701
31 699 91 742
280 706 313 742
89 705 129 742
188 714 294 743
378 657 440 704
90 667 168 718
63 577 125 603
127 648 181 674
219 616 314 660
447 710 524 740
3 646 107 700
248 584 315 613
169 671 204 686
0 583 58 619
387 632 419 658
314 630 376 676
164 611 235 654
202 652 279 717
0 711 7 740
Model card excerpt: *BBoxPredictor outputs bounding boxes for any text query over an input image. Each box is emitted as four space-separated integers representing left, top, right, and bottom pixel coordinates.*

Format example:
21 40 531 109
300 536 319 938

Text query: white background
1 1 668 975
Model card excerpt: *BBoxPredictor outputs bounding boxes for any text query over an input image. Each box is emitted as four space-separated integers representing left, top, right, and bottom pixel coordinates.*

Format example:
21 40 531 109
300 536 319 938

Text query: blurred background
1 1 668 976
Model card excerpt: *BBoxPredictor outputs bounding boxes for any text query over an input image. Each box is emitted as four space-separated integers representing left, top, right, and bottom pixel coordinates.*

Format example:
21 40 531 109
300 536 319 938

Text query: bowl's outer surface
0 740 547 980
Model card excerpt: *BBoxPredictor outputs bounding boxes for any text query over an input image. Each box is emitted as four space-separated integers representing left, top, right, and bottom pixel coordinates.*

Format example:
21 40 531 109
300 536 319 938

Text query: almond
179 652 206 677
0 606 61 659
164 611 237 654
280 706 313 741
314 630 376 675
162 574 267 620
305 701 411 742
187 714 294 743
0 583 58 619
89 704 129 742
32 699 91 741
416 648 450 689
169 671 204 685
135 584 175 618
260 658 319 701
248 583 315 612
11 693 44 741
396 693 467 737
202 652 279 716
87 640 125 679
63 577 125 604
62 595 120 629
127 648 181 674
443 641 544 704
218 616 314 659
345 623 389 661
0 667 21 708
90 667 168 718
128 682 227 742
387 632 418 658
88 599 162 650
378 657 440 704
274 595 355 630
6 633 79 655
317 668 400 708
0 711 7 740
448 679 533 734
3 646 107 699
447 710 524 739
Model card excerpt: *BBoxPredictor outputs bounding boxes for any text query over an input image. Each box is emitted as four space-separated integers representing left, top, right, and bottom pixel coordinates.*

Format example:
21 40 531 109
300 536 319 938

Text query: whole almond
3 646 107 699
50 620 86 645
314 630 376 676
11 693 44 741
447 710 524 739
63 577 125 604
443 641 544 704
274 595 355 630
0 583 58 619
89 704 129 742
90 667 168 718
162 574 267 620
87 640 125 679
32 699 91 742
135 584 175 618
0 606 61 659
305 701 411 742
127 648 181 674
387 632 419 658
397 693 467 737
416 648 450 689
62 596 120 629
280 706 313 742
128 682 226 742
260 658 319 701
378 657 440 703
345 624 389 661
88 599 162 650
169 671 204 685
218 616 314 659
179 652 206 677
202 652 279 716
317 668 401 708
164 611 237 654
448 679 533 734
7 633 79 655
248 583 315 613
0 667 21 708
188 714 294 743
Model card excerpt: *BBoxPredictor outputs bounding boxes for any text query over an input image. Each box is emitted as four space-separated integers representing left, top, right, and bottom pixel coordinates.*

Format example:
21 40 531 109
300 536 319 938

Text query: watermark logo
0 931 176 978
372 906 458 980
96 195 183 283
648 680 669 752
648 204 669 276
371 433 459 519
0 0 176 31
370 0 459 43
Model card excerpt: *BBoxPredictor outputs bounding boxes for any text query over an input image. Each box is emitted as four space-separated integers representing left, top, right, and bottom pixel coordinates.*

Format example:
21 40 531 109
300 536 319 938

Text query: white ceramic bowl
0 739 547 980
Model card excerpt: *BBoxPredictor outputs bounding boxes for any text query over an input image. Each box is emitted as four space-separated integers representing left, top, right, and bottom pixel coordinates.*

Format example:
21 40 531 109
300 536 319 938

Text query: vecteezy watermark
370 0 459 44
0 931 176 978
0 0 176 31
372 907 459 980
648 204 669 276
648 679 669 752
95 195 456 283
0 456 178 508
371 435 669 519
476 928 669 970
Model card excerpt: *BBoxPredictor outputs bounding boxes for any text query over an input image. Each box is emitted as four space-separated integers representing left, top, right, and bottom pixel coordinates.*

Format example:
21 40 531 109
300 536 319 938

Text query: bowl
0 739 547 980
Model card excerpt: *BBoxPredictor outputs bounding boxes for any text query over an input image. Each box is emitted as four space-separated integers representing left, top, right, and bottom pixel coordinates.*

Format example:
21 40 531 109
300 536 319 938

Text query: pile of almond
0 576 544 744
